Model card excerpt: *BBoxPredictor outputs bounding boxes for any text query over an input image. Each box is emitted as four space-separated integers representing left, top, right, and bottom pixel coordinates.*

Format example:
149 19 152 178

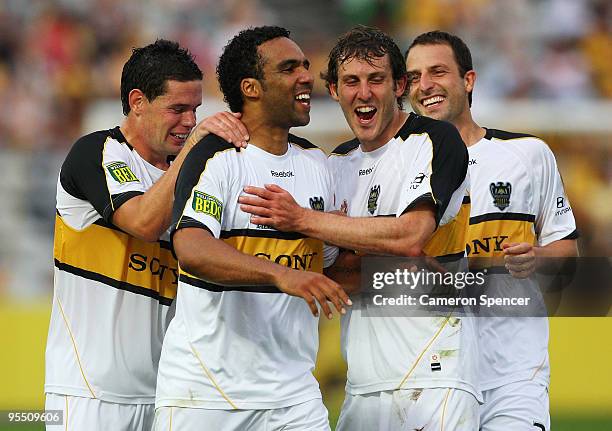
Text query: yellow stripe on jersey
423 202 470 258
466 218 536 258
179 232 323 290
54 214 177 302
223 235 324 273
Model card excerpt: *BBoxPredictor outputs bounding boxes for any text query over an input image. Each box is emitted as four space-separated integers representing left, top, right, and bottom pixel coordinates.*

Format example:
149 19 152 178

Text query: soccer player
152 26 351 431
46 39 249 430
239 26 479 430
405 31 579 430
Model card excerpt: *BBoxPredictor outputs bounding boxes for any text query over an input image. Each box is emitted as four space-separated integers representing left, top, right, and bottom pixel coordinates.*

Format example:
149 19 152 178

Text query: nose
298 67 314 87
419 73 434 92
357 81 372 101
182 110 196 129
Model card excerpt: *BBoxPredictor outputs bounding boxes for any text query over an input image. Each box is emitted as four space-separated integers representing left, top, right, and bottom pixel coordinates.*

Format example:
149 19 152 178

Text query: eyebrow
407 63 449 74
341 70 387 80
276 58 309 70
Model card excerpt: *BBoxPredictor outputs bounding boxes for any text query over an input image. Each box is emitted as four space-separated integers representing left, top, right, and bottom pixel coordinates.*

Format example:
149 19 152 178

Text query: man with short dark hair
239 25 479 430
153 26 350 431
45 39 248 430
405 30 579 431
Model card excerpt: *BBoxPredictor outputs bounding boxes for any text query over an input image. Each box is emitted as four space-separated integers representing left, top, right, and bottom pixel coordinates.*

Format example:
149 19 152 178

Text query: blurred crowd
0 0 610 298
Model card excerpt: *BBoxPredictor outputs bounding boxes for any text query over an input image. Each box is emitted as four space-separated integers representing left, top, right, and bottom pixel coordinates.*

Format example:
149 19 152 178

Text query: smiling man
405 30 579 431
239 26 479 430
45 40 249 430
152 26 350 431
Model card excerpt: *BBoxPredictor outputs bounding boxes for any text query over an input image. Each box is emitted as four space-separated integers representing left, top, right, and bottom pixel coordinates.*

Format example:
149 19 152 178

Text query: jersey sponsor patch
192 191 223 222
106 161 139 184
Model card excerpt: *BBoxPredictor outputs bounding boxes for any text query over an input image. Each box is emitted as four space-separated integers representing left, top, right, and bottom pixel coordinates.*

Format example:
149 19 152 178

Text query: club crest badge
340 199 348 215
489 182 511 210
309 196 325 211
367 185 381 215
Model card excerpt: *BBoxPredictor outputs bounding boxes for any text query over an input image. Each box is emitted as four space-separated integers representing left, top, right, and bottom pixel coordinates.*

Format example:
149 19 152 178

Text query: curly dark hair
406 31 474 106
321 25 407 109
217 26 291 112
120 39 202 115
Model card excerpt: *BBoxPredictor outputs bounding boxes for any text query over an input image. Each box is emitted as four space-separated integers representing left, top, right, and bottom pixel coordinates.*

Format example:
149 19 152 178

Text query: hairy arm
239 184 436 256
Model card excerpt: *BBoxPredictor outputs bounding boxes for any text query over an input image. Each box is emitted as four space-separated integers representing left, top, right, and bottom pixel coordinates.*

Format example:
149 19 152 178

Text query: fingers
504 253 534 265
311 288 334 320
302 292 319 317
242 186 274 200
200 112 249 148
312 278 353 319
264 184 286 193
239 203 272 217
238 194 269 207
503 242 532 255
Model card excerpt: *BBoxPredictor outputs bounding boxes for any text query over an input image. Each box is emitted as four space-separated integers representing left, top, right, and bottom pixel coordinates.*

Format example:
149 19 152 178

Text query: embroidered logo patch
367 185 381 215
106 161 139 184
309 196 325 211
192 191 223 222
489 182 511 210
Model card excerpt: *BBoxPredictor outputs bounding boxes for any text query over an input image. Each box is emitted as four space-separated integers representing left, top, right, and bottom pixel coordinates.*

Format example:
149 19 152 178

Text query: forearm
296 207 435 257
324 251 362 295
112 142 193 241
175 228 287 286
535 239 578 272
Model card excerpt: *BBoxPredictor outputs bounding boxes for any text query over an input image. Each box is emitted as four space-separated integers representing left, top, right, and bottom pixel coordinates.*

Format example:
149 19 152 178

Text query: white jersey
46 127 177 404
156 134 337 410
329 113 479 399
467 129 578 390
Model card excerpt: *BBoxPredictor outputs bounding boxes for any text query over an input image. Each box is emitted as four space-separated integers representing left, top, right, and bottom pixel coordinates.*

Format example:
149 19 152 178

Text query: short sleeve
59 130 146 224
398 122 468 226
172 136 235 240
533 143 578 246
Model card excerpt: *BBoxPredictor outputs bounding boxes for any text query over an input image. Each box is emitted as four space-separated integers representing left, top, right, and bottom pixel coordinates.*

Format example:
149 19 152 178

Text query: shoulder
66 128 120 161
397 114 465 159
485 128 554 163
289 133 325 156
288 133 320 151
330 138 359 156
190 133 240 163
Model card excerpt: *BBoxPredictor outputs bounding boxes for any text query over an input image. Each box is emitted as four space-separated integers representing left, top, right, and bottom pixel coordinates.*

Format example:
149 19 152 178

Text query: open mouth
295 93 311 107
422 95 445 108
170 132 189 142
355 106 377 123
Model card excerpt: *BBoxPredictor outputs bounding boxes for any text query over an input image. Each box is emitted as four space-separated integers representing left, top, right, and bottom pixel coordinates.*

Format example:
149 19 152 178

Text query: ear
394 74 408 98
241 78 261 101
464 70 476 94
128 89 147 115
328 82 340 102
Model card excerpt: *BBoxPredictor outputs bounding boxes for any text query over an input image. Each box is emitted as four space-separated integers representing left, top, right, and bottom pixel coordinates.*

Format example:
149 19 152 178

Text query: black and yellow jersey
46 127 176 403
156 134 336 410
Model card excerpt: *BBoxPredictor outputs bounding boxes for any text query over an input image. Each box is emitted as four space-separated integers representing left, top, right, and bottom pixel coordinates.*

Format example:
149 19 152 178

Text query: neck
241 108 290 156
120 117 170 169
451 109 485 147
360 110 408 153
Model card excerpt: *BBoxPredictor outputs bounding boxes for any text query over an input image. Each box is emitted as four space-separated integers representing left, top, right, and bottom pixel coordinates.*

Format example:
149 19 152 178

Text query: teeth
423 96 444 107
172 133 188 139
356 106 375 113
295 94 310 101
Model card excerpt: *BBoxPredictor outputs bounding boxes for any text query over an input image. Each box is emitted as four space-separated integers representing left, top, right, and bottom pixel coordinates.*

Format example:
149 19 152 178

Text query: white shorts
336 388 479 431
480 381 549 431
45 393 154 431
153 399 330 431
